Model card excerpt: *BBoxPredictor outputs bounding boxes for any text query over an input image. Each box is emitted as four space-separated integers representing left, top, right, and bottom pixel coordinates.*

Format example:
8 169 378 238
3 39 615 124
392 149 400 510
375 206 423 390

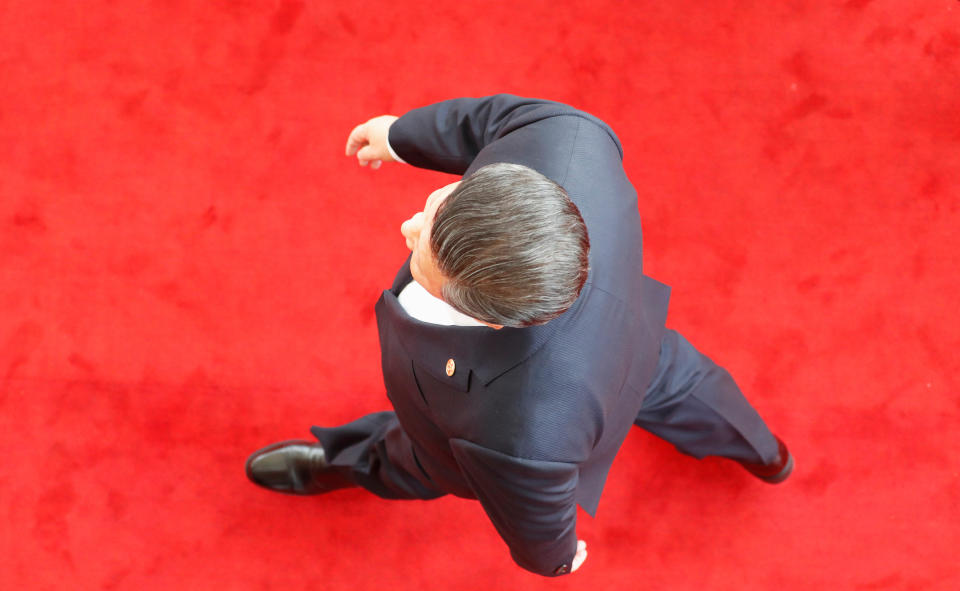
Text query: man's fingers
347 115 398 168
345 123 367 156
356 145 382 167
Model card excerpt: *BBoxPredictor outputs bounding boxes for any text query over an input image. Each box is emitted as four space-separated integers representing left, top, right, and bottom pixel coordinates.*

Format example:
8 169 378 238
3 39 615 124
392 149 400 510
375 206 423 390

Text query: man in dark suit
245 95 793 577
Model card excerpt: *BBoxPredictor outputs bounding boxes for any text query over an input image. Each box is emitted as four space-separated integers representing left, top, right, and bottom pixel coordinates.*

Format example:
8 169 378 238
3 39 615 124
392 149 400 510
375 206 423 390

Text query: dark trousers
311 329 780 500
635 330 779 464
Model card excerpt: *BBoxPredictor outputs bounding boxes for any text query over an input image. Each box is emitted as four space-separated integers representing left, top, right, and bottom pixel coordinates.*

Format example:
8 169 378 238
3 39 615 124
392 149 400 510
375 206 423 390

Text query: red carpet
2 1 958 588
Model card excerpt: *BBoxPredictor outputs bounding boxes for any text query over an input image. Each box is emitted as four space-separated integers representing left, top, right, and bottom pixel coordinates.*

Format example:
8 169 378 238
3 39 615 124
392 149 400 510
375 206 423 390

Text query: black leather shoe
738 435 794 484
245 440 355 495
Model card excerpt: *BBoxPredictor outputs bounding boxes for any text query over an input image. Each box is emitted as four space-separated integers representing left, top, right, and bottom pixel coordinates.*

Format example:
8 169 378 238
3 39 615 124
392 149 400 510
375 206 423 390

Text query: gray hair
430 163 590 327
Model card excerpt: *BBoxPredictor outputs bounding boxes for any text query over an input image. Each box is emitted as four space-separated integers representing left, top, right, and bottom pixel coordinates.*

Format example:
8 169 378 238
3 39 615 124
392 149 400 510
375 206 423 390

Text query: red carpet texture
2 1 958 589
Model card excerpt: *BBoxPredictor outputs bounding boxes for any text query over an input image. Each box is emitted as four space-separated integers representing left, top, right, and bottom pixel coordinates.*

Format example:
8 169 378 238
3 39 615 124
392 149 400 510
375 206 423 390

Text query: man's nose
401 212 424 239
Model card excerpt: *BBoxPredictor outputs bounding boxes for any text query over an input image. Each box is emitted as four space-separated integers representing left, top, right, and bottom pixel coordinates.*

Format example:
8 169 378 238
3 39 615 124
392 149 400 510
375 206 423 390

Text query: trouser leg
635 329 779 464
310 411 445 500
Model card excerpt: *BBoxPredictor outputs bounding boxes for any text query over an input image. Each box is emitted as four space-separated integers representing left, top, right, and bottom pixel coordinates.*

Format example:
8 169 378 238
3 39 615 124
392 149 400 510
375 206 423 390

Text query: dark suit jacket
375 95 670 576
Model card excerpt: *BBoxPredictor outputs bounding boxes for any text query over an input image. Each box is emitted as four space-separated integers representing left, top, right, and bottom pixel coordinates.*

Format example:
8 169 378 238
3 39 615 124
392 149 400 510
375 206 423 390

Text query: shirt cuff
386 126 406 164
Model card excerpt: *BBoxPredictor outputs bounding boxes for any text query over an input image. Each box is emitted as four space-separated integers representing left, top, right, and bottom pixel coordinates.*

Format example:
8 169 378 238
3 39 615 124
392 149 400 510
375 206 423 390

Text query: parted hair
430 163 590 328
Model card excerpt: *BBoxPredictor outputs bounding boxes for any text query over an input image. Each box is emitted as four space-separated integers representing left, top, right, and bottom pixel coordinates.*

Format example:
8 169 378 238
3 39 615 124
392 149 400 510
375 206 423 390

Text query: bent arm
388 94 621 175
450 438 581 577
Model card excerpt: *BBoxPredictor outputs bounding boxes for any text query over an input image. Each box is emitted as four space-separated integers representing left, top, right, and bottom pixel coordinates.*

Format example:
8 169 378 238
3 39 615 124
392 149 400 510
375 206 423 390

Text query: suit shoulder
496 103 623 159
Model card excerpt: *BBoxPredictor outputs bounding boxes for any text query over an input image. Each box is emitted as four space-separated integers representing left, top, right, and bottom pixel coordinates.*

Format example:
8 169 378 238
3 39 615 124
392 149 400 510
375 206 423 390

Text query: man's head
400 163 590 328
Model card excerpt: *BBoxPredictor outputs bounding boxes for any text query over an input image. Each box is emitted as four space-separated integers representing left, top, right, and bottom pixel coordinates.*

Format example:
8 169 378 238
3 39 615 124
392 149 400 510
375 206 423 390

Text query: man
245 95 793 577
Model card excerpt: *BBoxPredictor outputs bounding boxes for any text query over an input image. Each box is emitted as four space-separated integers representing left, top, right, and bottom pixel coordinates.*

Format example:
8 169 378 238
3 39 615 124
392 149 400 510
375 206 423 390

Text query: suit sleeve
449 438 579 577
388 94 621 175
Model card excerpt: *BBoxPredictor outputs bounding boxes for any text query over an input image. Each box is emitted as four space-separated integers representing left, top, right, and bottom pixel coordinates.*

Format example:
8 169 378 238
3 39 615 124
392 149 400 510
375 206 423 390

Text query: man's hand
345 115 399 169
571 539 588 572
